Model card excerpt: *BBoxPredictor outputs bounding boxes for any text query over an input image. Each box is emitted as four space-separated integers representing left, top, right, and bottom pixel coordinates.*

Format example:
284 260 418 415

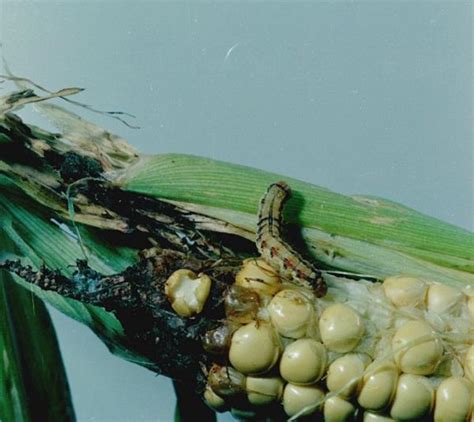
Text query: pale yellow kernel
229 321 280 375
426 283 464 314
358 361 399 411
282 383 325 418
434 377 473 422
165 269 212 317
324 396 356 422
392 320 443 375
279 338 327 385
235 258 281 296
246 376 284 406
319 303 365 353
383 275 426 308
464 345 474 383
326 353 371 398
268 289 314 338
390 374 434 420
363 412 395 422
203 385 227 412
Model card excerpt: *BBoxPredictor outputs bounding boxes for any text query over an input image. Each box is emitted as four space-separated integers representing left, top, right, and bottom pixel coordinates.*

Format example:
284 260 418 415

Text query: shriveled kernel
235 258 281 296
202 322 239 355
224 285 260 324
390 374 434 420
207 364 246 397
434 377 473 422
383 275 426 308
283 383 325 418
464 345 474 382
324 396 356 422
203 385 227 412
358 361 399 411
268 289 314 339
327 353 371 398
363 412 395 422
426 283 464 314
165 269 211 317
280 339 327 385
246 376 284 406
319 304 364 352
229 321 280 375
392 320 443 375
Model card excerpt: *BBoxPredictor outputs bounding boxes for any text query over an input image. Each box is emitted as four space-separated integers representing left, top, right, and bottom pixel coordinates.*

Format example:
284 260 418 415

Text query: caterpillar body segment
256 181 327 297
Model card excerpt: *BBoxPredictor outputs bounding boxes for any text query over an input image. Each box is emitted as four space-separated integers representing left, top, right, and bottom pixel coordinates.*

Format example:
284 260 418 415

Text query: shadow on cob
0 76 472 421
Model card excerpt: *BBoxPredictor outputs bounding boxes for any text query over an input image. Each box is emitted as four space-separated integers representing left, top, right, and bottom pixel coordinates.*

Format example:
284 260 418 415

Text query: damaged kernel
164 269 212 317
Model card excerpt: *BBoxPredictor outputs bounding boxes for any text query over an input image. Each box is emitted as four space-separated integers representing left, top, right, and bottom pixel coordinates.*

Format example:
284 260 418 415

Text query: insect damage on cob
196 182 474 421
1 179 472 421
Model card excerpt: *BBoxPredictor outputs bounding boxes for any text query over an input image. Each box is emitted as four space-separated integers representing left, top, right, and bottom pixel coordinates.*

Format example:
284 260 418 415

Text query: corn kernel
426 283 464 314
392 320 443 375
324 396 356 422
434 377 473 422
390 374 434 420
235 258 281 296
229 321 280 375
268 289 314 339
326 353 371 398
319 303 365 353
358 360 399 411
383 275 426 308
164 269 211 317
203 385 227 412
246 376 284 406
279 338 327 385
283 383 325 418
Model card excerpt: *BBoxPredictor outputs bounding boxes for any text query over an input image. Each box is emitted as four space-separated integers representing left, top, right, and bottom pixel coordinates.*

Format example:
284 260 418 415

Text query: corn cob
164 182 474 420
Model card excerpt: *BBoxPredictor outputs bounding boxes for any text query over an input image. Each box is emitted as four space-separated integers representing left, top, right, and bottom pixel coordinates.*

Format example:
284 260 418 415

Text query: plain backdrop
0 1 472 421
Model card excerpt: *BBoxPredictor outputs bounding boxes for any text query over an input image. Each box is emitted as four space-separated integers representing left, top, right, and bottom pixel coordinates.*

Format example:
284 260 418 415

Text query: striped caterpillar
256 181 327 297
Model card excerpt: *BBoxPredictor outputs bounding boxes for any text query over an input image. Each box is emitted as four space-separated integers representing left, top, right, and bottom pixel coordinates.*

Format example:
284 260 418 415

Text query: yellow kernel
358 361 399 411
246 376 284 406
319 304 365 353
324 396 357 422
383 275 427 308
363 412 395 422
282 383 325 418
326 353 371 398
229 321 280 375
392 320 443 375
235 258 281 296
268 289 314 339
164 269 211 317
203 385 227 412
434 377 473 422
390 374 434 420
279 339 328 385
426 283 464 314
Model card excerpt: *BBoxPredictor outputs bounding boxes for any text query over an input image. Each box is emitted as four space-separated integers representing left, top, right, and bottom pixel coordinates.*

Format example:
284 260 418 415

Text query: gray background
0 1 472 421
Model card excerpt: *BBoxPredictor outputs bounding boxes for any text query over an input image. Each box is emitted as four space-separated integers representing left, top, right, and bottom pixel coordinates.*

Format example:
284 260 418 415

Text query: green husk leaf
121 154 473 288
0 175 156 370
0 231 75 421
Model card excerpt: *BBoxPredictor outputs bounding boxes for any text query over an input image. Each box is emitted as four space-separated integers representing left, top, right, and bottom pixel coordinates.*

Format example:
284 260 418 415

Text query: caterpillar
256 181 327 297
